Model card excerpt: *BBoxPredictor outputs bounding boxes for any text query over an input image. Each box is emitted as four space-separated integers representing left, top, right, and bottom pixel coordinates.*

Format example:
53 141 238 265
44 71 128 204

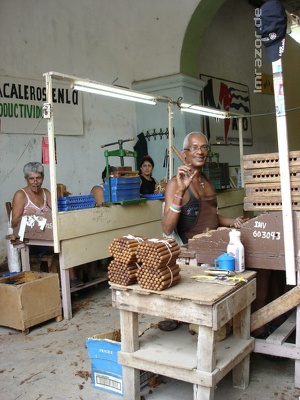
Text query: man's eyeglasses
27 176 43 182
184 145 210 152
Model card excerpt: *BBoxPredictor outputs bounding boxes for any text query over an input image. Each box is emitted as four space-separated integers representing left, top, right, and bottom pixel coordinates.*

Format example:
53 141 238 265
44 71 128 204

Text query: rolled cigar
147 247 180 257
142 244 180 253
155 253 181 263
153 267 179 278
151 247 181 256
171 145 188 166
159 269 181 281
157 275 181 289
154 253 181 262
159 271 180 282
160 272 181 283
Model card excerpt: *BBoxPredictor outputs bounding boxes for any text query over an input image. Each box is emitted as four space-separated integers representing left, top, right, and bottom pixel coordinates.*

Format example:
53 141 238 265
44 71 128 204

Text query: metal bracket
42 103 52 119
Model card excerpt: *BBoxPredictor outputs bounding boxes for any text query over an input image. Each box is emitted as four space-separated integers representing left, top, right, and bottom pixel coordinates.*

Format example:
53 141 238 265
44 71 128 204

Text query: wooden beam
250 286 300 333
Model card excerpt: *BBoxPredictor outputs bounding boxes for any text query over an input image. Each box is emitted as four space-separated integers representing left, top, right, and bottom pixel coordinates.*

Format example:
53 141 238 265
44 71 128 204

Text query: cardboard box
86 330 154 396
0 271 62 332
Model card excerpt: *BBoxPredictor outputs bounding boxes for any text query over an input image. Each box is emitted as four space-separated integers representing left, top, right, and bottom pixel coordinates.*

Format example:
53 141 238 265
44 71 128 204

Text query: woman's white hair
23 162 44 179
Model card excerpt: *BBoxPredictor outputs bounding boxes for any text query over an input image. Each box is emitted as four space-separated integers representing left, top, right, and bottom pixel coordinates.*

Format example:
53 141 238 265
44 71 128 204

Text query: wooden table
110 265 256 400
14 200 164 320
184 213 300 388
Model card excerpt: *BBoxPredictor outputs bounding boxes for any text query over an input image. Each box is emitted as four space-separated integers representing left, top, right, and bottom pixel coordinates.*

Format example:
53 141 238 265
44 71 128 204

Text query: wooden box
187 211 300 271
243 152 300 211
0 271 62 333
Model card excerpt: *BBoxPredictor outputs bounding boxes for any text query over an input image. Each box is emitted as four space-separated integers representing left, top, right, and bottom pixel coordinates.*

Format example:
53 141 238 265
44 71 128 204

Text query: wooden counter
57 200 163 269
16 200 164 319
15 189 247 320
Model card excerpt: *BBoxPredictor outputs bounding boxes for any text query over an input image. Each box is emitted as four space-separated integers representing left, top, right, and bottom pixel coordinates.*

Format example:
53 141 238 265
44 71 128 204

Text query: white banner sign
0 76 83 135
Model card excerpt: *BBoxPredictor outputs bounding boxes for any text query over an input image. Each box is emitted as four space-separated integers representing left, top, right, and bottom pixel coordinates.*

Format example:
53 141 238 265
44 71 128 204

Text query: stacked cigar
136 238 181 291
108 235 145 285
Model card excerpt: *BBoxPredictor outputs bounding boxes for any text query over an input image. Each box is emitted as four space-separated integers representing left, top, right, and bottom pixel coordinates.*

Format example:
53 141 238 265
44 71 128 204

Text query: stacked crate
104 177 140 202
203 162 230 190
243 151 300 211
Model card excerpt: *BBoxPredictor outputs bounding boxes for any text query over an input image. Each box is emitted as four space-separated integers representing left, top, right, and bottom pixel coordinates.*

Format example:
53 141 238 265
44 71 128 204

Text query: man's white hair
183 132 208 149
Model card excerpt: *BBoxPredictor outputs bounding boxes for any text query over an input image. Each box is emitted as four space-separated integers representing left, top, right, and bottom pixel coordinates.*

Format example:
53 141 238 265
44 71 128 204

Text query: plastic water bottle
227 229 245 273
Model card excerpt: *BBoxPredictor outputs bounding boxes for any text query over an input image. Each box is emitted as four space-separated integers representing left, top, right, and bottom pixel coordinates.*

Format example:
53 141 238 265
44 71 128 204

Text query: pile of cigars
108 235 181 291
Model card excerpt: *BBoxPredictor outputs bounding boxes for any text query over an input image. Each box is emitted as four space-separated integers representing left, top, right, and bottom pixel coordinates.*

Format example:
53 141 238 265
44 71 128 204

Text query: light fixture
72 80 157 105
179 102 229 119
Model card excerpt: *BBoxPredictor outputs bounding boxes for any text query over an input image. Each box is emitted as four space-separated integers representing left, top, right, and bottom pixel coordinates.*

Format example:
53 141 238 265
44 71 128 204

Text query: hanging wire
228 105 300 119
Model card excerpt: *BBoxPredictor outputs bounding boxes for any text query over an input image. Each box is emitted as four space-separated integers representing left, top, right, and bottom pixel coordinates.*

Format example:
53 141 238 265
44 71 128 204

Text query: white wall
198 0 300 164
0 0 199 263
199 0 278 164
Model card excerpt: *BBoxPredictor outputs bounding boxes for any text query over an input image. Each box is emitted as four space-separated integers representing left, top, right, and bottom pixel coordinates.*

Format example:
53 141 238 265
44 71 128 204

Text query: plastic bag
6 219 21 273
163 229 183 246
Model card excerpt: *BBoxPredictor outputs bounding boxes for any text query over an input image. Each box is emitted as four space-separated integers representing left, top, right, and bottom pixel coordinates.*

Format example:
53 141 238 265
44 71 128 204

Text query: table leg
120 309 140 400
59 252 72 320
232 304 251 389
20 245 30 271
194 324 216 400
294 303 300 388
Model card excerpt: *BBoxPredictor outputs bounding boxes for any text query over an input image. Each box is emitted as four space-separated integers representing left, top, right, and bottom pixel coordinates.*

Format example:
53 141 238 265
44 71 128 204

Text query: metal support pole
168 101 174 181
44 73 60 253
238 117 244 188
272 59 296 285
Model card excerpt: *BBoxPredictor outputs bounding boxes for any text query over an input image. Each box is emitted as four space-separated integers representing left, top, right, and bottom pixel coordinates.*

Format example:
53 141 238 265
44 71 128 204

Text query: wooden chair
5 202 57 274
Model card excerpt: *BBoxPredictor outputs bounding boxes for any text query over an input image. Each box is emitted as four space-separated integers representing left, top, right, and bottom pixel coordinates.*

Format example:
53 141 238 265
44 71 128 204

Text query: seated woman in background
11 162 83 288
139 155 158 195
91 165 113 206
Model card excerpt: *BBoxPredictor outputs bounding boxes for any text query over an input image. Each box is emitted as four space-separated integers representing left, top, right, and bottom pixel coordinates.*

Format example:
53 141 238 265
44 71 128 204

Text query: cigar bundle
108 260 138 286
136 263 180 291
136 238 181 291
109 235 146 263
136 237 181 267
108 235 145 285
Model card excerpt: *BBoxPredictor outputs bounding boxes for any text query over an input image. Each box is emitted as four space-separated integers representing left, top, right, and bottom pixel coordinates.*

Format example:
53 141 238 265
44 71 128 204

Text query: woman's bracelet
170 204 182 213
174 194 183 200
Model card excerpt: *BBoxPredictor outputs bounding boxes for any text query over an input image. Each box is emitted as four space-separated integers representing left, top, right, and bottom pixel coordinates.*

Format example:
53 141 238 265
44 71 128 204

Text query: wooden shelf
118 325 254 387
70 276 107 293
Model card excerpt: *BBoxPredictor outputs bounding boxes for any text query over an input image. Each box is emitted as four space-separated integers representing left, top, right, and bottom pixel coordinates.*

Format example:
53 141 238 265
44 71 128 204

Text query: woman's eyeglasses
27 176 43 182
184 145 210 152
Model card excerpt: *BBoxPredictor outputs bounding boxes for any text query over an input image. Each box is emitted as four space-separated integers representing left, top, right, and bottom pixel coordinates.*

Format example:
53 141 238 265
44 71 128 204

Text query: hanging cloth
134 132 148 169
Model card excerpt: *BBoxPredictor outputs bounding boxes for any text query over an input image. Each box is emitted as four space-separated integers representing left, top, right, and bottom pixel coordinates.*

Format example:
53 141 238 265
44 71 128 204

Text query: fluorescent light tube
180 102 229 119
73 81 157 105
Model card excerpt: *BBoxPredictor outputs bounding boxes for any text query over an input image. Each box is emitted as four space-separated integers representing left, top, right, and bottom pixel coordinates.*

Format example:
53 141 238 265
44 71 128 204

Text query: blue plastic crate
104 188 140 202
57 195 95 204
104 178 140 202
141 193 164 200
106 177 140 187
58 201 95 211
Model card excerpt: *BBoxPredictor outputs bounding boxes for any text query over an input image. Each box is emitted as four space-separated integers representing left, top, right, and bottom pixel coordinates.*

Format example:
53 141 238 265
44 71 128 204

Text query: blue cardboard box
86 330 154 396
